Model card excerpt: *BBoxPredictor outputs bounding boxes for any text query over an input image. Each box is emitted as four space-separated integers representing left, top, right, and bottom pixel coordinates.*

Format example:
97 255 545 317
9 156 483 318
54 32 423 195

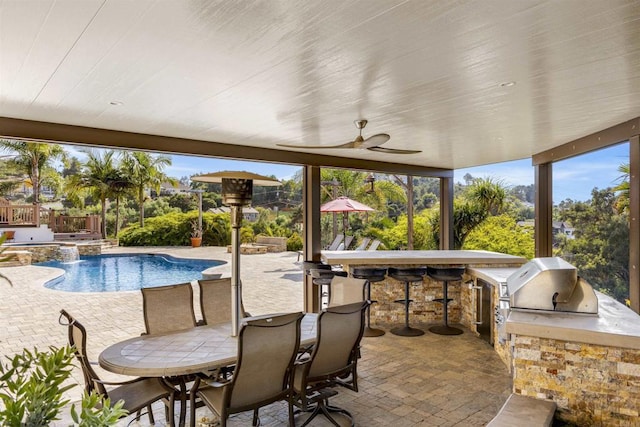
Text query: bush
118 211 231 246
0 346 126 426
287 232 303 251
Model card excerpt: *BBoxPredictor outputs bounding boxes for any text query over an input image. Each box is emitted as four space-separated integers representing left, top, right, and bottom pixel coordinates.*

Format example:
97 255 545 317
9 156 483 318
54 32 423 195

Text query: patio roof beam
630 135 639 313
532 117 640 165
0 117 452 179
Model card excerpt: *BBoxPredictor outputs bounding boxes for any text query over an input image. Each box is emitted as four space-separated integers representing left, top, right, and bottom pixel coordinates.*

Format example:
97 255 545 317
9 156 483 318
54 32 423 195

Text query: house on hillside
553 221 575 239
208 206 260 222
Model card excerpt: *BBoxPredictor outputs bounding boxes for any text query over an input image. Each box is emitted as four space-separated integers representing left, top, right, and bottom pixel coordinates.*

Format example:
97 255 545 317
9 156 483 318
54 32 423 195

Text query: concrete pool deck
0 246 511 426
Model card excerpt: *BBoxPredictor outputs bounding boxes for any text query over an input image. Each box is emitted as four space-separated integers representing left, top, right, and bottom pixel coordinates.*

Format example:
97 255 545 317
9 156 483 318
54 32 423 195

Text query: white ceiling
1 0 639 170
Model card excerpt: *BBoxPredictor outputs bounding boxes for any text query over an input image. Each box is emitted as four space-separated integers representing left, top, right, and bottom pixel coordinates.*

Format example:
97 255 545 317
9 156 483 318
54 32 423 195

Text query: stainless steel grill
495 257 599 344
505 257 598 314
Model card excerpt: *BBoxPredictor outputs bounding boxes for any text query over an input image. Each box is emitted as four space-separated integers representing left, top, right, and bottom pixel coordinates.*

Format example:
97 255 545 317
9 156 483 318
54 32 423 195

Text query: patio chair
354 237 371 251
189 312 304 427
141 282 198 425
197 278 251 325
297 234 345 261
324 235 344 251
367 239 381 251
328 276 366 307
58 310 175 426
336 235 354 250
141 282 197 335
292 301 369 427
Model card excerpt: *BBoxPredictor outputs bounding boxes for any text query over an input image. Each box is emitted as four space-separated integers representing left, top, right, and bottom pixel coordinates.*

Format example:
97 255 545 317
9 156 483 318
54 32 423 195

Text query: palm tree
613 162 629 214
0 140 67 204
67 150 119 238
466 177 507 216
122 151 175 227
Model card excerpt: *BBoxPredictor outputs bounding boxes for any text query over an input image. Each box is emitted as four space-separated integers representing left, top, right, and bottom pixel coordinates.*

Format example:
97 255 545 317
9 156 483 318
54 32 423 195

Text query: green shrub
0 346 126 426
118 211 231 246
287 232 303 251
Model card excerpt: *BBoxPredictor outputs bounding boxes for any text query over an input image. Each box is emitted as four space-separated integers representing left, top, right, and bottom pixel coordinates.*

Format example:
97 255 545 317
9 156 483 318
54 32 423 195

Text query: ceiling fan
277 119 422 154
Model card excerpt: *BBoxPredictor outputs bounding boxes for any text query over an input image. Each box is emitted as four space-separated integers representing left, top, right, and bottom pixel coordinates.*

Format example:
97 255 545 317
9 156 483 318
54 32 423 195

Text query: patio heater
191 171 280 336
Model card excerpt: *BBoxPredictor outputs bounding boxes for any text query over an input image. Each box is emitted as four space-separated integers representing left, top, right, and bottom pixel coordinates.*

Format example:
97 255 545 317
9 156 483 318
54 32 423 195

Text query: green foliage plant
287 232 303 251
70 391 127 427
463 215 534 259
0 345 125 426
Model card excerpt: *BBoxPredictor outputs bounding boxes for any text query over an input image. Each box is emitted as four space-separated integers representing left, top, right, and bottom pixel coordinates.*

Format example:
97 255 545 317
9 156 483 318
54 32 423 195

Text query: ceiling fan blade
277 141 357 149
360 133 390 148
367 146 422 154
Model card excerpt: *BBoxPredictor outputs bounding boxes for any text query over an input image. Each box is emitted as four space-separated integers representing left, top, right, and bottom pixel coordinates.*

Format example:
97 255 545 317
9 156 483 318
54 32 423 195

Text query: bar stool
388 267 427 337
351 267 387 337
427 266 466 335
302 261 347 311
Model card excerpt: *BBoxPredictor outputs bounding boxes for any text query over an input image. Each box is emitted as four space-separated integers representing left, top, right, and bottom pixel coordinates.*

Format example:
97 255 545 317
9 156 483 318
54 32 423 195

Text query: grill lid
506 257 598 313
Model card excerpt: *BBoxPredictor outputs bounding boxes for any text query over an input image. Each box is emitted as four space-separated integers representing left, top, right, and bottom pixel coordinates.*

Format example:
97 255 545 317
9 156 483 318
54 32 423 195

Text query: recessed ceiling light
109 101 124 106
499 81 516 88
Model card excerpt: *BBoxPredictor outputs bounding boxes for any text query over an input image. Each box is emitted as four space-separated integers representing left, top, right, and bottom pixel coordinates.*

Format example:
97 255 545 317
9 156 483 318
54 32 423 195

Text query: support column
535 163 553 257
303 166 322 313
630 135 639 313
440 176 454 249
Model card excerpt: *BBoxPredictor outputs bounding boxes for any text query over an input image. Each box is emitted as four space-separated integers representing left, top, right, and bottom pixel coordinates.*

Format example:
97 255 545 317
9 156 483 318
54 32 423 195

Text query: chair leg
252 408 260 426
288 395 295 427
147 405 155 424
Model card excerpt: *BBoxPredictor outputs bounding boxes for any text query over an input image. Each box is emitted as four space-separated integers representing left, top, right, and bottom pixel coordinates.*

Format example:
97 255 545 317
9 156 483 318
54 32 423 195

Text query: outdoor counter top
321 249 527 266
466 266 640 350
507 292 640 350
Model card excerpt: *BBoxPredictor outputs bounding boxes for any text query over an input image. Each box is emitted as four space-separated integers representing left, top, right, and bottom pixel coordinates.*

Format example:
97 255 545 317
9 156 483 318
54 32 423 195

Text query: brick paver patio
0 246 511 426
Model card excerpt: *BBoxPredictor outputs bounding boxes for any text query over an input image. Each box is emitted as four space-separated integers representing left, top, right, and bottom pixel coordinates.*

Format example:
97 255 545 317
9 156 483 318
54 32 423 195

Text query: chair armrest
93 376 153 387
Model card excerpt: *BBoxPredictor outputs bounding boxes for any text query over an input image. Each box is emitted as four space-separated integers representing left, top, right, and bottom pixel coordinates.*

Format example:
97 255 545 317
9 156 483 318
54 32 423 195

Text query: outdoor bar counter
323 250 640 425
321 249 526 328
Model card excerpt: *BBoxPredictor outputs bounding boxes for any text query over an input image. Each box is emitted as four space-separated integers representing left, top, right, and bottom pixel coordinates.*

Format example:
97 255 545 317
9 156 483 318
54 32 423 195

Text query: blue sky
64 142 630 203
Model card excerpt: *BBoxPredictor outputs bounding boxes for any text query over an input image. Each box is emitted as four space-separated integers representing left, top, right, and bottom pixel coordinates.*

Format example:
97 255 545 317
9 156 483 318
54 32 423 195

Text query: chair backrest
198 278 252 325
328 276 366 307
306 302 368 380
59 309 106 395
367 239 381 251
354 237 371 251
228 312 304 409
342 235 354 250
325 235 344 251
141 282 197 335
198 278 232 325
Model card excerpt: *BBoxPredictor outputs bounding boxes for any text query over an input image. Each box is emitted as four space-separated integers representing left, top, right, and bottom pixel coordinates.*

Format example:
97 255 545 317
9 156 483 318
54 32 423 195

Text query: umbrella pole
230 205 243 337
343 212 348 246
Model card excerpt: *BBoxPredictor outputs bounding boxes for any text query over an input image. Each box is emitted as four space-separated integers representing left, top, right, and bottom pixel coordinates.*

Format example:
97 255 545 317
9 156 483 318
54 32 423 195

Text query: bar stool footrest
364 326 386 337
394 298 413 304
433 298 453 304
390 326 425 336
429 325 463 335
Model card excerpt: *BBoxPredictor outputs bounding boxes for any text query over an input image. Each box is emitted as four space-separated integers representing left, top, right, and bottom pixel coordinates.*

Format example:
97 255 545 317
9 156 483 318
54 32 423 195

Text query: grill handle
468 281 483 325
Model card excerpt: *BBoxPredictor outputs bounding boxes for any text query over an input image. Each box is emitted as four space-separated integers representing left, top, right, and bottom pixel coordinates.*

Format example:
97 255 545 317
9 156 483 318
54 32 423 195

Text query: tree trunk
115 196 120 237
101 197 107 238
139 187 145 228
31 161 39 204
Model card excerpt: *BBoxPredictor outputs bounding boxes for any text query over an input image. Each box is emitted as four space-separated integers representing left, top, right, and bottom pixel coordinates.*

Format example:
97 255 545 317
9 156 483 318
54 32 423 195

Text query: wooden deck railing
0 204 40 226
48 213 100 233
0 204 100 234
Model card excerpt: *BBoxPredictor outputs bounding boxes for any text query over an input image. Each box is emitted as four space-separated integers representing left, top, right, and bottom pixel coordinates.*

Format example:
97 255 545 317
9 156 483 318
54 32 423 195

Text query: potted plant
190 220 203 248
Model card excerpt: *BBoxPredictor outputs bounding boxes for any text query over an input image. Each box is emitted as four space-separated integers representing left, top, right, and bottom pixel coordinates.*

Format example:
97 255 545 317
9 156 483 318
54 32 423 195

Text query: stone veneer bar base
512 335 640 426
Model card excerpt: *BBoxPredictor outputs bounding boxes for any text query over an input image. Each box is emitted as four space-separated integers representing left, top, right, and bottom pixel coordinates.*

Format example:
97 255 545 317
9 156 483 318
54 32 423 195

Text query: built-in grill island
466 257 640 426
495 257 599 345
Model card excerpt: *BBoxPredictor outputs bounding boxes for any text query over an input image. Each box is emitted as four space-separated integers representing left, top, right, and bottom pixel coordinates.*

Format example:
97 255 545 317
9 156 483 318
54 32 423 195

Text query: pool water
40 254 224 292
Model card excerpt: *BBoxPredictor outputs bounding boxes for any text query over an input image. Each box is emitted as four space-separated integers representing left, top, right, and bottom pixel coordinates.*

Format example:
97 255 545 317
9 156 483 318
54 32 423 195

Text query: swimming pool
40 254 224 292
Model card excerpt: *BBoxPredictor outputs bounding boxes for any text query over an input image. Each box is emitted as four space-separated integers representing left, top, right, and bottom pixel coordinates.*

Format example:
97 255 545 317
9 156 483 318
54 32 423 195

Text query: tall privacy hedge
118 212 231 246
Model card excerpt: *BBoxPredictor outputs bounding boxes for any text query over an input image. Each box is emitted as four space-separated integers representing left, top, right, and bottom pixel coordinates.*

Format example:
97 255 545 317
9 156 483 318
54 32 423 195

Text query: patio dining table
99 313 318 425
